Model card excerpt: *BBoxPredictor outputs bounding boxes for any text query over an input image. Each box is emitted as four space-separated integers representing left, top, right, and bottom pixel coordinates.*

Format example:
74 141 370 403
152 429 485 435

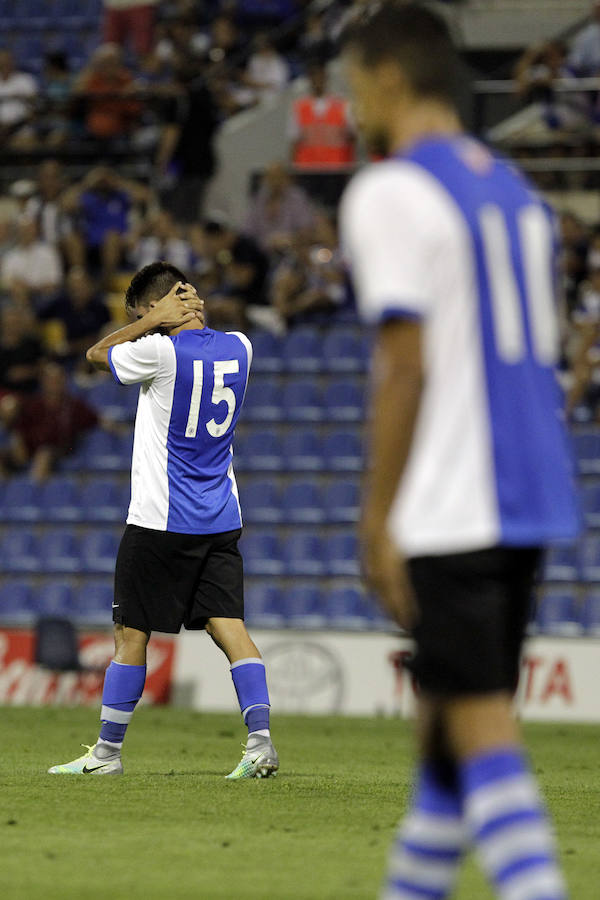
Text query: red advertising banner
0 629 175 706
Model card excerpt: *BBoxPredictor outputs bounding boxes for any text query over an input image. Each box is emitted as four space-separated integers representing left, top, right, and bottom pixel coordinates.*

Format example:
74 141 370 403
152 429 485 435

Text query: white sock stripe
242 703 270 716
402 812 467 849
101 705 134 724
388 850 459 891
110 660 145 668
503 867 566 900
478 824 556 874
230 657 264 670
467 776 539 830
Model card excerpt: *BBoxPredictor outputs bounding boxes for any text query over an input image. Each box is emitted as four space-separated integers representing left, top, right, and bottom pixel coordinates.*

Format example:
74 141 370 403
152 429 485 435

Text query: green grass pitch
1 708 599 899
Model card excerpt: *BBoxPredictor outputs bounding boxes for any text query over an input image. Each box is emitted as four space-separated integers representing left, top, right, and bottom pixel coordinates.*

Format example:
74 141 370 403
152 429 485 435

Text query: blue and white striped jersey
108 327 252 534
341 135 580 556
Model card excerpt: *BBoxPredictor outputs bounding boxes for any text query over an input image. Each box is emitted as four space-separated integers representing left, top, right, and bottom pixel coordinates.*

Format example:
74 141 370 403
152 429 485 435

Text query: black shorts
407 546 542 696
113 525 244 634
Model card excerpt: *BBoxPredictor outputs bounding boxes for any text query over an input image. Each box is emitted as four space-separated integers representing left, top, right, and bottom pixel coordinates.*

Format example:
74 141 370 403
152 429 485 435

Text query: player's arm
86 282 202 370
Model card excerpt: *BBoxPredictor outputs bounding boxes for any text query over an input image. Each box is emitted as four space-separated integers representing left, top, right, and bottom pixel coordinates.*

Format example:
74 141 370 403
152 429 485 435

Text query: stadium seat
248 331 284 373
323 480 360 524
581 483 600 529
326 587 370 630
327 532 360 577
2 476 42 522
322 430 363 471
40 477 82 522
572 429 600 475
34 582 76 618
281 481 324 524
578 535 600 582
543 542 579 582
284 532 326 576
240 480 282 524
80 529 120 574
322 329 368 374
581 590 600 636
286 585 327 628
282 328 323 374
240 532 285 576
41 528 81 574
244 583 286 628
0 580 33 623
84 430 131 471
281 380 324 422
535 590 582 637
2 532 41 573
79 479 129 523
324 380 364 422
281 428 324 471
244 378 283 422
236 429 283 471
76 579 113 625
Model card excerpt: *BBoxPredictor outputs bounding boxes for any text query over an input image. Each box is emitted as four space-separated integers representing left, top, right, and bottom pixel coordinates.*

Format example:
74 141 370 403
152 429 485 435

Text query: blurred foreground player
48 262 278 779
341 6 579 900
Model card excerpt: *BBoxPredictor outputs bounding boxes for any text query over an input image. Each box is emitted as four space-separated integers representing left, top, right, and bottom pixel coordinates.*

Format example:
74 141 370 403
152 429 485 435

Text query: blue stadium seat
581 483 600 529
40 477 81 522
76 579 113 625
327 532 360 577
244 583 286 628
578 535 600 582
324 380 364 423
281 481 324 524
34 582 76 618
543 542 579 582
84 430 130 471
80 479 129 523
244 378 283 422
573 429 600 475
0 580 33 623
282 328 323 374
2 532 41 573
247 331 283 373
535 590 582 636
581 590 600 636
42 528 81 574
282 380 324 422
240 480 282 524
236 429 283 471
2 476 41 522
281 428 324 471
240 532 285 575
322 430 362 471
80 529 120 574
54 0 90 27
326 587 370 630
286 585 326 628
323 480 360 524
85 379 138 421
284 533 326 576
322 329 368 374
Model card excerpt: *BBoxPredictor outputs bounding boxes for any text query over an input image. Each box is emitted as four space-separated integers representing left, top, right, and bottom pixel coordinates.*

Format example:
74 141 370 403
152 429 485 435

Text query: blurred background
0 0 599 714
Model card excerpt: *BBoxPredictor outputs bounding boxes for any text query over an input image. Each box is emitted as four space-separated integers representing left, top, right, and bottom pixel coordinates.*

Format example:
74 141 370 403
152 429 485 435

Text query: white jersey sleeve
108 333 167 385
340 161 446 324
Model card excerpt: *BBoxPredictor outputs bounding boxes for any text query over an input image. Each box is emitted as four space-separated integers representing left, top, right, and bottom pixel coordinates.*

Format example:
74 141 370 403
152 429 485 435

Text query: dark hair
125 261 187 313
342 3 461 106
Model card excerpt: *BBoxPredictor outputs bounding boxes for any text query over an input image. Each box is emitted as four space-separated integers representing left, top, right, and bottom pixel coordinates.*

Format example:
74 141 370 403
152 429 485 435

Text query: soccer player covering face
341 6 579 900
48 262 278 779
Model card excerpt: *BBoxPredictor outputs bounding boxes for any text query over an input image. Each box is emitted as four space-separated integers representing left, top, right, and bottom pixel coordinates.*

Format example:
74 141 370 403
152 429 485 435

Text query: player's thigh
186 529 244 631
407 546 542 696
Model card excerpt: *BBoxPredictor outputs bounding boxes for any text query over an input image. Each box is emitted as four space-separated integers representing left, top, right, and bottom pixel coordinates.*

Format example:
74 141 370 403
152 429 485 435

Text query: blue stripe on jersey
401 137 579 545
165 328 249 534
107 346 122 384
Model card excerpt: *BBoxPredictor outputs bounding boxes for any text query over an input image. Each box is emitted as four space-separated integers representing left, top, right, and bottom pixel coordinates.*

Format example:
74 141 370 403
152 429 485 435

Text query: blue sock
460 747 567 900
98 661 146 748
230 657 270 735
383 763 465 899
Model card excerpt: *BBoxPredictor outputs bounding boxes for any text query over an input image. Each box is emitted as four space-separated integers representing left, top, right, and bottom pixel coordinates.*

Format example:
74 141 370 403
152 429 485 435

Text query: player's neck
169 318 205 336
389 101 462 155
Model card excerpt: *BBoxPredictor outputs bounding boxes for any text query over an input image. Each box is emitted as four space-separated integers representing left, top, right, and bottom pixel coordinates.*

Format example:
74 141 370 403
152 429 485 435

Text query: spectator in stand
0 50 38 149
128 208 192 270
561 210 590 313
62 166 153 287
1 218 62 307
24 160 75 265
0 306 44 397
289 60 356 169
299 9 333 61
73 43 142 142
568 1 600 76
156 61 219 224
103 0 160 58
240 34 290 107
0 360 99 481
243 161 317 253
37 52 75 148
38 267 111 365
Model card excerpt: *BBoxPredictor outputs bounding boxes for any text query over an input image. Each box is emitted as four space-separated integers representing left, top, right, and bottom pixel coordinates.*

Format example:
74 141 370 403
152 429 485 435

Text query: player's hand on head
151 282 205 328
360 519 416 632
